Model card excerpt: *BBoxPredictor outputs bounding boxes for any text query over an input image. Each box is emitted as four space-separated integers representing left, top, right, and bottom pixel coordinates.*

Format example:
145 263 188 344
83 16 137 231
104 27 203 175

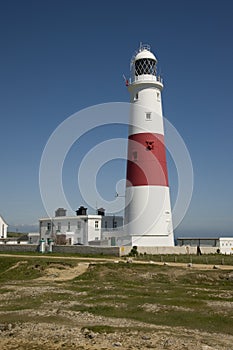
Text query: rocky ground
1 257 233 349
1 316 233 350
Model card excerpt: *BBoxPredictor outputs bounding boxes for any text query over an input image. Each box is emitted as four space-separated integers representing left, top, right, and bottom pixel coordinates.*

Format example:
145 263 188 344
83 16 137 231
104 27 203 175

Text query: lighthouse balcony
129 74 163 87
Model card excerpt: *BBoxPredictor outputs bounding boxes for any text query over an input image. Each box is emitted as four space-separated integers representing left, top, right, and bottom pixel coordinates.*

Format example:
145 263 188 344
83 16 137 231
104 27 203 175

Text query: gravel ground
1 318 233 350
1 258 233 349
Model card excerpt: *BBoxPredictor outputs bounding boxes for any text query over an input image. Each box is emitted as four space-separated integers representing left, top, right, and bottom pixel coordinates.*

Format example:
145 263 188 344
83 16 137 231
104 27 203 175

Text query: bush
129 246 138 257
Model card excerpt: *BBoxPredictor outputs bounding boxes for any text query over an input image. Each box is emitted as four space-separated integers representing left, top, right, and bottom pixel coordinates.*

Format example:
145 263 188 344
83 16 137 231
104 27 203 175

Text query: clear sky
0 0 232 237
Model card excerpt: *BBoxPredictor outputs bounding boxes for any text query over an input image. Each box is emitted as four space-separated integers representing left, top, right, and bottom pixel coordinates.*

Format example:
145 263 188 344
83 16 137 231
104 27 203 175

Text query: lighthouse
124 44 174 247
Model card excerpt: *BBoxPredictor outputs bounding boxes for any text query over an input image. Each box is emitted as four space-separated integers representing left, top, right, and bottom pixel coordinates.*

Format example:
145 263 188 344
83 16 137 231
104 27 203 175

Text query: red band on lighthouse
126 132 168 187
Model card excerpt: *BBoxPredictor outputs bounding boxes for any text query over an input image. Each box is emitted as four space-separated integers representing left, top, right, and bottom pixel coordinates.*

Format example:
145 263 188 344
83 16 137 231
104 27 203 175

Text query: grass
0 256 78 282
135 253 233 265
1 257 233 336
69 263 233 334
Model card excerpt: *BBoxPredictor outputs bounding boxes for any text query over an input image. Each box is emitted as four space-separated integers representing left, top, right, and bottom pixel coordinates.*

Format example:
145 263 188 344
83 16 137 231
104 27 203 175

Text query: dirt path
1 253 233 270
37 262 90 281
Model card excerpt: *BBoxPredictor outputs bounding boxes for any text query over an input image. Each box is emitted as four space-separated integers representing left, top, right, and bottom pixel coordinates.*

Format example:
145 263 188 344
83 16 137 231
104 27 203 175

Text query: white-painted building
39 207 102 245
219 238 233 255
0 215 8 239
28 232 40 245
39 207 125 246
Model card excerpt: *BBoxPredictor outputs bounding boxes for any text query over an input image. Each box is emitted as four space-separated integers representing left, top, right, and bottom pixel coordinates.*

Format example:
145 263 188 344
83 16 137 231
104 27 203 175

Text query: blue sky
0 0 232 237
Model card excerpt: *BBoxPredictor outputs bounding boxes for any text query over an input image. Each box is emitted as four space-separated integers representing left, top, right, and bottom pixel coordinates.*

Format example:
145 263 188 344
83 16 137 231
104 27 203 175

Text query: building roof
0 215 8 225
39 215 102 221
177 237 220 240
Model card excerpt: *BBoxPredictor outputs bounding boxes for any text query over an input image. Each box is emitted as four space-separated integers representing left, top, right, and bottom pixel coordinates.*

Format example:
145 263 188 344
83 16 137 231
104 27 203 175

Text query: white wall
0 216 8 239
39 215 101 245
120 245 219 256
219 238 233 255
87 216 101 242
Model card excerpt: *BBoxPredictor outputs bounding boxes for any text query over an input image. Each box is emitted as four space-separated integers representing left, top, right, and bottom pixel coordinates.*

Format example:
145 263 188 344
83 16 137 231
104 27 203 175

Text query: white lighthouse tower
124 44 174 247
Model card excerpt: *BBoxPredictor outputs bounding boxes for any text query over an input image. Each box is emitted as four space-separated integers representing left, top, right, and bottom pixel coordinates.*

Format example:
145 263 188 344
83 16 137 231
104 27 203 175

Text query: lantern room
129 44 163 87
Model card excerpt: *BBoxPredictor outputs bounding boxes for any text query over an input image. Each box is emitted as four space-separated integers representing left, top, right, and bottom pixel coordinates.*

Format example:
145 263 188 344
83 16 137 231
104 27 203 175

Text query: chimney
55 208 67 217
97 208 105 216
76 206 87 216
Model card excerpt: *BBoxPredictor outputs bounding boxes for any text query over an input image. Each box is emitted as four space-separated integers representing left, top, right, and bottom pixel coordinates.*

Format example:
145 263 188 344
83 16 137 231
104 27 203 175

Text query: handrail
129 75 163 84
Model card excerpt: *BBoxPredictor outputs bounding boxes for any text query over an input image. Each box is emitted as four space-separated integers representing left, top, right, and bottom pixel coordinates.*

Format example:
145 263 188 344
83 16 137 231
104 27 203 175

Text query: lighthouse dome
134 49 157 62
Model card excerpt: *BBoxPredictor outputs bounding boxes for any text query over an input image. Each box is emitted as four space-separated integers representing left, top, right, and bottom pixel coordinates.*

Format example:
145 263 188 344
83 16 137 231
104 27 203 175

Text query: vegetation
6 232 27 238
135 253 233 265
0 256 233 336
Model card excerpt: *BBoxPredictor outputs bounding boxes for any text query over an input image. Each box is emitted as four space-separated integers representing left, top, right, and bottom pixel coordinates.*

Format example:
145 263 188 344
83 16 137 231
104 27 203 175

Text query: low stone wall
120 246 219 256
0 244 120 256
52 245 120 256
0 244 219 257
0 244 39 252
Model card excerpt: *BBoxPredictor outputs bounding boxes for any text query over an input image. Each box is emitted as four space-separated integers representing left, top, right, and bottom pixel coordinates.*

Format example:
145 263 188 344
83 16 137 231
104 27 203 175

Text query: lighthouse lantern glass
134 58 156 76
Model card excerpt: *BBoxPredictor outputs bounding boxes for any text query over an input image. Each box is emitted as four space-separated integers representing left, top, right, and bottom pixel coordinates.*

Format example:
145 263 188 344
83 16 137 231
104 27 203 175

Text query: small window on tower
145 112 151 121
134 92 139 101
156 92 160 101
132 151 138 161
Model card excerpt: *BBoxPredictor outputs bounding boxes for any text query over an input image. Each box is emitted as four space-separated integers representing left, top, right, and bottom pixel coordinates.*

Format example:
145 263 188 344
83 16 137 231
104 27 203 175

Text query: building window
47 222 51 231
57 222 61 232
105 221 107 229
77 221 81 230
113 221 117 228
145 112 151 120
134 92 139 101
68 222 70 231
95 237 99 240
95 221 99 229
156 92 160 101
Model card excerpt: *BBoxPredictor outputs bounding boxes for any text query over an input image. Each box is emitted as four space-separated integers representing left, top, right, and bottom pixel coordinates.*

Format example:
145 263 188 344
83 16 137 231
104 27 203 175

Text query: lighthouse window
95 221 99 229
145 112 152 120
132 151 138 161
135 58 156 76
156 92 160 101
134 92 139 101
